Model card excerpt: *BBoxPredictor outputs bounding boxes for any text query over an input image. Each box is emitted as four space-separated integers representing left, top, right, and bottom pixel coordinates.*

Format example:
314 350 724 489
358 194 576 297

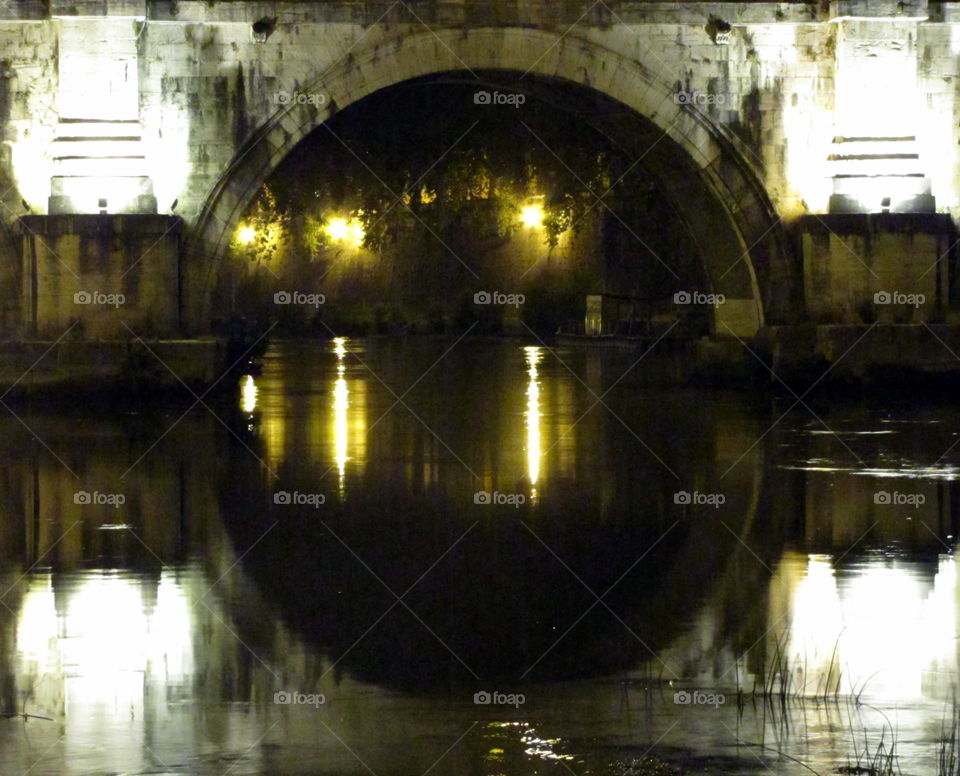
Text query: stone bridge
1 0 958 348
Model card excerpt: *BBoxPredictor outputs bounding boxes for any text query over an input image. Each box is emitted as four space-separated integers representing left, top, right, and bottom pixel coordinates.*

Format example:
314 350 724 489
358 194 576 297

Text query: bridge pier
796 213 956 325
14 214 182 339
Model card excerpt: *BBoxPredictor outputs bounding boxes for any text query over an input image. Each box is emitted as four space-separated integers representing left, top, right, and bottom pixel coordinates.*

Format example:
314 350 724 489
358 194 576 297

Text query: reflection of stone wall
787 411 960 551
0 413 223 570
0 571 23 716
802 471 959 550
0 407 278 725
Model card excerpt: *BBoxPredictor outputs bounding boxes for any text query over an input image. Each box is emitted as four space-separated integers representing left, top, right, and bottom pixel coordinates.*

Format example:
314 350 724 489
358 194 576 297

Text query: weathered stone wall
799 214 955 325
2 1 960 335
132 5 821 223
16 215 181 339
0 17 58 224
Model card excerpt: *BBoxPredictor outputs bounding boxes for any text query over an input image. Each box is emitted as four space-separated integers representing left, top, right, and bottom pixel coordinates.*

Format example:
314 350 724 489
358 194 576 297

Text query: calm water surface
0 338 956 775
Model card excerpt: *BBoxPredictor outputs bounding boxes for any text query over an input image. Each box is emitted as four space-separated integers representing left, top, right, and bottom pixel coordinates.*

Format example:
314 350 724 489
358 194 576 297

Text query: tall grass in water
747 631 844 708
939 696 960 776
838 703 901 776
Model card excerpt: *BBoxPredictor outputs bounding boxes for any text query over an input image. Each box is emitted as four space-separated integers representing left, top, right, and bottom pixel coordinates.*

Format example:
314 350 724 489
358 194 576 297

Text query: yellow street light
237 225 256 244
325 216 365 247
325 217 349 241
520 202 545 229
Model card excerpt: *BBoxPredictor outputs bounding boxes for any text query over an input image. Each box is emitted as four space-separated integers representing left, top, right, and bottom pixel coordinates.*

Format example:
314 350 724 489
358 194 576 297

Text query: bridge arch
190 27 792 334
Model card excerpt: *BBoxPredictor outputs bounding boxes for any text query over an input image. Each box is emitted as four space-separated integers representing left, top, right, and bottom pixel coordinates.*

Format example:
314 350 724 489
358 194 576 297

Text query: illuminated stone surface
0 1 958 344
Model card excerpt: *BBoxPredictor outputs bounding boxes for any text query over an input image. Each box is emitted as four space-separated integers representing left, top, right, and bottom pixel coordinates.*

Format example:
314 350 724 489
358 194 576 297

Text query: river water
0 338 956 775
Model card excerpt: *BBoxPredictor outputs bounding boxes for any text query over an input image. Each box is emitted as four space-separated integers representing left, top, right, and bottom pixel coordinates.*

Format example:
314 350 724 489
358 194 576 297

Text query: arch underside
190 28 792 332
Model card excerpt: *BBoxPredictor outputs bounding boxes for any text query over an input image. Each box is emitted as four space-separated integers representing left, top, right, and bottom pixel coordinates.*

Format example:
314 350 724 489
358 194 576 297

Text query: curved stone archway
190 27 792 334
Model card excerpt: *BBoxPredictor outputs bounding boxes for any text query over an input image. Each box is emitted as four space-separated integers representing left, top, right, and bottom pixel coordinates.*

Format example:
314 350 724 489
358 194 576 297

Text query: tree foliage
266 83 653 253
225 80 702 333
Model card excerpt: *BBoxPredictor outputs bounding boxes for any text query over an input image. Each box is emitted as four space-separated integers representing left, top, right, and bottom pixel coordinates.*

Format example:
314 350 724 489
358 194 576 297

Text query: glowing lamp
325 217 365 247
237 225 256 244
348 221 365 246
520 203 545 229
325 217 349 241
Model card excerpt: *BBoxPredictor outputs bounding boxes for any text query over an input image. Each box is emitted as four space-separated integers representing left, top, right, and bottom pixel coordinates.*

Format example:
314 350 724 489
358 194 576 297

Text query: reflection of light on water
483 721 573 763
240 374 258 414
16 570 193 717
16 574 57 666
62 573 148 685
842 564 930 698
522 728 573 761
263 413 285 469
920 555 958 696
781 463 960 480
333 338 349 497
779 551 958 700
151 572 195 681
333 376 349 492
524 347 542 498
786 555 843 694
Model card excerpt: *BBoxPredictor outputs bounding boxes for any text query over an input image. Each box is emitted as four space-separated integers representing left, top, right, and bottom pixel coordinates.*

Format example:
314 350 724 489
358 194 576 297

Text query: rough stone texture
15 215 181 339
798 213 954 324
2 1 960 335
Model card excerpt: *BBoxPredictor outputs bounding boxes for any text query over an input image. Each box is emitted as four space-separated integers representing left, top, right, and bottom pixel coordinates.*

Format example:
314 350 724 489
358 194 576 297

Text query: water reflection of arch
218 386 960 699
656 426 960 702
219 391 776 691
219 401 960 699
0 394 956 773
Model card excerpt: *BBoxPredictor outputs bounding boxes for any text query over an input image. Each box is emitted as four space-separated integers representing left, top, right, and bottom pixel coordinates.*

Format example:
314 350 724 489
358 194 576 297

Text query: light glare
520 204 545 229
240 374 257 414
333 337 349 497
525 347 543 493
325 217 365 247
